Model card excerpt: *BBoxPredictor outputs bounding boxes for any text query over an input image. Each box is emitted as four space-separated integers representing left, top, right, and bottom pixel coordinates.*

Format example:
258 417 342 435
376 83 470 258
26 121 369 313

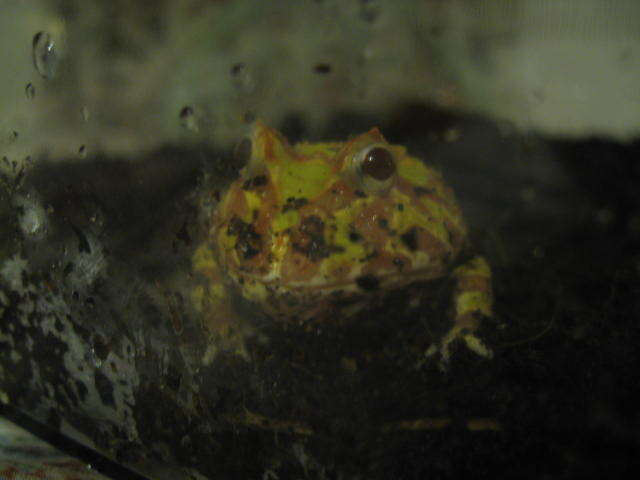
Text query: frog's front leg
191 243 252 362
427 255 494 366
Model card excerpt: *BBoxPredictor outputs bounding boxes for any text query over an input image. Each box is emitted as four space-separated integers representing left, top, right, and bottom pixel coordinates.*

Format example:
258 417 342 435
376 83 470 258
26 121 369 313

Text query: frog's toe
424 326 493 370
201 323 253 364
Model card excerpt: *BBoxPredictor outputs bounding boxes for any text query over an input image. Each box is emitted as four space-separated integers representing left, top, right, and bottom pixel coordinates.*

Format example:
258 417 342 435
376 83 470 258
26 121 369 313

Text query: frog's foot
425 323 493 370
202 321 254 364
424 255 494 370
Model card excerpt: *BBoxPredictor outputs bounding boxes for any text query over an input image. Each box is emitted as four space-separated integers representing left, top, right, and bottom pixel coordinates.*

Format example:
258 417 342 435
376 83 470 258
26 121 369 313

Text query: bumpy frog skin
192 122 493 363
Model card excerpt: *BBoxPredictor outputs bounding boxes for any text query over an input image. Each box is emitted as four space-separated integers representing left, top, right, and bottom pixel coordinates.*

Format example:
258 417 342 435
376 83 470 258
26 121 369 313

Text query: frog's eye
353 144 396 192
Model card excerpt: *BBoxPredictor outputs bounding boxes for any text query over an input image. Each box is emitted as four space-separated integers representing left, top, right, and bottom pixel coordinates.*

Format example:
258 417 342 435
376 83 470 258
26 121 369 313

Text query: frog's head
212 122 468 321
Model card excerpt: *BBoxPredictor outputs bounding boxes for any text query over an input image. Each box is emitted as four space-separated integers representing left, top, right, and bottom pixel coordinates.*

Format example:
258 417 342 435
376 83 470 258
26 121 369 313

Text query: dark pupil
362 147 395 181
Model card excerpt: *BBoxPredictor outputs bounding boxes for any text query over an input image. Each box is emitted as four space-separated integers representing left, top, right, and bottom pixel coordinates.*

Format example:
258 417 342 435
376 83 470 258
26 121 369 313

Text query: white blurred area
0 0 638 163
440 0 640 140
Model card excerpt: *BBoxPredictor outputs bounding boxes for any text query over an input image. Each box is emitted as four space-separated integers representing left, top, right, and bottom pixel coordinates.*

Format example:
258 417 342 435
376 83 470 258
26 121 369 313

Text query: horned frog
191 122 493 365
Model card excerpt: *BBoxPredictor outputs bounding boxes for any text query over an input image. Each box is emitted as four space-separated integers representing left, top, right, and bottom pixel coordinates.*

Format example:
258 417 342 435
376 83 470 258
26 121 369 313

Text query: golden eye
354 144 396 192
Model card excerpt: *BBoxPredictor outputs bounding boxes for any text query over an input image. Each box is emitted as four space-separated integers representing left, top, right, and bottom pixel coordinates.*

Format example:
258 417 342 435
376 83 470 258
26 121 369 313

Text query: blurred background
2 0 638 163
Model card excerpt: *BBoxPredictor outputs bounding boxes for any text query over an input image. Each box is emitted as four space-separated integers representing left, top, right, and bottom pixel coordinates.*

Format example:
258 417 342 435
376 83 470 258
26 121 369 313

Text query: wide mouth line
236 266 445 293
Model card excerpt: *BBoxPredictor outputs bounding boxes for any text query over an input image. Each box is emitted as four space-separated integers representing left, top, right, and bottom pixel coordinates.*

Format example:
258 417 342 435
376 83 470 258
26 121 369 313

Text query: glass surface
1 1 639 478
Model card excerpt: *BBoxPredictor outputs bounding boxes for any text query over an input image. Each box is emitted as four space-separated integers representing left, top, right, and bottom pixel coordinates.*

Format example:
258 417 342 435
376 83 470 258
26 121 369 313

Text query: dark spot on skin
377 218 389 229
355 190 367 198
282 197 309 212
349 231 362 242
242 174 268 190
228 216 262 259
356 274 379 291
252 175 268 187
314 63 332 74
361 250 379 262
393 257 405 271
296 218 346 261
397 203 404 211
300 215 324 237
362 147 395 181
401 227 419 251
414 186 435 195
94 370 115 407
293 215 332 261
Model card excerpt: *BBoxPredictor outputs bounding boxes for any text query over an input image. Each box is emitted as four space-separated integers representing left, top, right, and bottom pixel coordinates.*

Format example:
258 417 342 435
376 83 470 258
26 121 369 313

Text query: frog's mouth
244 264 447 297
236 266 449 322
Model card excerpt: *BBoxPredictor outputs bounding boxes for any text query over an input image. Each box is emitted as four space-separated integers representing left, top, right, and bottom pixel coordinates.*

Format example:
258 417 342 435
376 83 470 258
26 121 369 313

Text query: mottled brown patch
362 251 408 277
224 185 249 219
353 198 395 249
282 197 309 212
228 216 262 259
417 228 451 260
400 227 419 251
280 250 321 284
327 260 353 282
292 215 333 261
242 174 268 190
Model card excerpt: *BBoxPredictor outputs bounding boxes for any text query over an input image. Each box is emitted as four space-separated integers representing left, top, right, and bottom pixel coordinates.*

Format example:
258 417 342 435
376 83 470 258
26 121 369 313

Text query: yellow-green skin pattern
192 122 493 361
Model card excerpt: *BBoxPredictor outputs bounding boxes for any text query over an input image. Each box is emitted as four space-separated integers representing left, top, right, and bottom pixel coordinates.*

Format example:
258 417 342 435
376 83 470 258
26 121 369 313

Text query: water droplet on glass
32 31 58 79
179 106 199 132
25 83 35 100
243 110 256 123
80 106 90 122
230 62 254 92
78 145 87 158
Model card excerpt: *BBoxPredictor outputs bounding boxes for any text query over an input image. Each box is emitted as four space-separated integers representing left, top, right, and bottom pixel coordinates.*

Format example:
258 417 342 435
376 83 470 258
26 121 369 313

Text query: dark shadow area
2 105 639 478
